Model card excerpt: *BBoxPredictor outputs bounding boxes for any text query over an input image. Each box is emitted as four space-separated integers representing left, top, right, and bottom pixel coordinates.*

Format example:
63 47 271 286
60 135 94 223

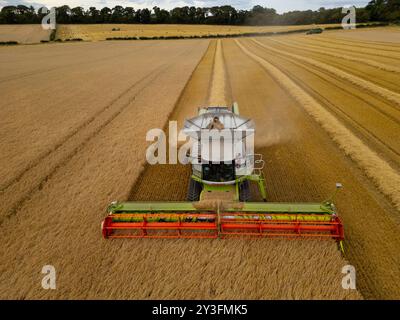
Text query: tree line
0 1 399 25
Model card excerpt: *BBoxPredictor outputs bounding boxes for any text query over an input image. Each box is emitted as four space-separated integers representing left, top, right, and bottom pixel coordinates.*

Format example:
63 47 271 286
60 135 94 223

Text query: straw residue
208 40 227 106
252 38 400 107
236 39 400 210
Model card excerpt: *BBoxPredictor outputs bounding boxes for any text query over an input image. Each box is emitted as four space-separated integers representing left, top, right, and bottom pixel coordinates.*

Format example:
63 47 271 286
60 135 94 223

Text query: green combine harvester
102 104 344 251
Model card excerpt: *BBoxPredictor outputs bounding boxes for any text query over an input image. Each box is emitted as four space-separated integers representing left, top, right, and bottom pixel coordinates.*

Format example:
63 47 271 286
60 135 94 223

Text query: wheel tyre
239 180 251 202
187 179 202 202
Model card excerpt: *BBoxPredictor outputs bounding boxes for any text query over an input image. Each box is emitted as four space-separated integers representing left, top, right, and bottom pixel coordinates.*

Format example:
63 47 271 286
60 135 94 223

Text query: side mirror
324 183 343 204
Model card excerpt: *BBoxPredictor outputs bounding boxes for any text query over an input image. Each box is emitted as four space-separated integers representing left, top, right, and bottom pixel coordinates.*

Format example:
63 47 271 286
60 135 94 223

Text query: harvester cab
183 103 266 203
102 103 345 252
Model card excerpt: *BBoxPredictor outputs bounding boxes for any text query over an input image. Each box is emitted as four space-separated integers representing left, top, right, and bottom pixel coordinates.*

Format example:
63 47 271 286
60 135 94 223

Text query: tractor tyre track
281 64 400 167
128 39 361 300
1 64 162 192
0 42 158 84
248 39 400 166
310 36 400 54
0 40 209 299
251 39 400 108
0 46 196 224
269 38 400 75
237 39 400 211
130 41 218 201
295 36 400 61
248 40 400 167
208 40 229 106
229 39 400 299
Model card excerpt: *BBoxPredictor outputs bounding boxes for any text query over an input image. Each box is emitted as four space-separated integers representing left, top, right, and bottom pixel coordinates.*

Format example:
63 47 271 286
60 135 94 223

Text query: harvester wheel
239 180 251 202
187 178 202 202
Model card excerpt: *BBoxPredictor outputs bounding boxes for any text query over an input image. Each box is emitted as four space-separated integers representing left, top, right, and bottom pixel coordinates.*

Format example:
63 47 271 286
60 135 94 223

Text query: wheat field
0 25 51 43
1 27 400 299
55 23 341 41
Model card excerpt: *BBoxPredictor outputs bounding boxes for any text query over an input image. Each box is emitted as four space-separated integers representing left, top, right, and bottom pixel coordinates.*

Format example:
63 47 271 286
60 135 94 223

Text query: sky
0 0 370 13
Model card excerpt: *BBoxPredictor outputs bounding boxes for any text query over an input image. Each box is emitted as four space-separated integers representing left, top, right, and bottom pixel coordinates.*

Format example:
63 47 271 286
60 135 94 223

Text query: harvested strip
251 39 400 107
128 40 362 300
270 38 400 74
247 39 400 167
208 40 227 106
235 39 400 211
0 40 209 300
294 36 400 60
0 25 51 44
309 35 400 53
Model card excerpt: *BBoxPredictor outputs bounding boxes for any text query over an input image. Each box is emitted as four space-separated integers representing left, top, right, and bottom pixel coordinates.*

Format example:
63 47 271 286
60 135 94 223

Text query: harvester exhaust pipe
232 102 240 115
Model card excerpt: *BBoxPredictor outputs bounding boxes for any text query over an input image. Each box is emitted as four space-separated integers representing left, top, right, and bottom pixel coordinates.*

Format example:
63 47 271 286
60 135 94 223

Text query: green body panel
111 212 333 223
239 202 335 214
200 183 238 201
191 175 203 184
192 174 267 202
201 183 233 193
108 201 335 215
108 201 200 213
247 174 267 201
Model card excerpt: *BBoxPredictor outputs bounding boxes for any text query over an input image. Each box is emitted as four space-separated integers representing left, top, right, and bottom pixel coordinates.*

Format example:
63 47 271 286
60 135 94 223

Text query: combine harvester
102 104 344 251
